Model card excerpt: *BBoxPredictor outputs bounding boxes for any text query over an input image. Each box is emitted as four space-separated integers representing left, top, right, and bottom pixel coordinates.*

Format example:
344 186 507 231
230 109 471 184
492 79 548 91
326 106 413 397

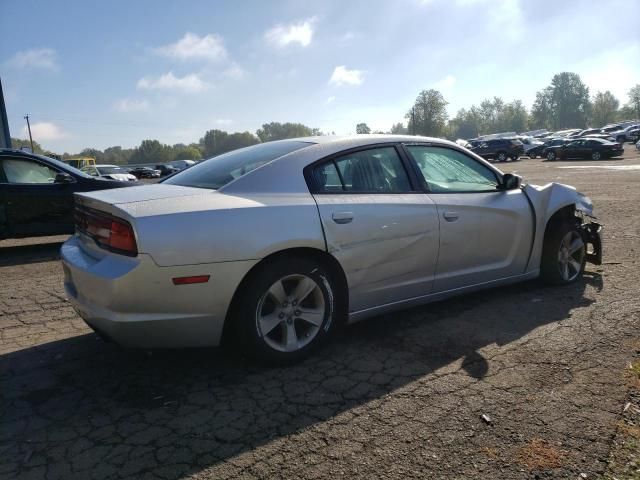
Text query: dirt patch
516 439 567 471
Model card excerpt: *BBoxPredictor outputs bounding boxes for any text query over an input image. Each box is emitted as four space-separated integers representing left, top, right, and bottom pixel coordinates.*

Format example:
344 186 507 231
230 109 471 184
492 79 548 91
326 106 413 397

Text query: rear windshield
97 166 125 174
164 141 312 190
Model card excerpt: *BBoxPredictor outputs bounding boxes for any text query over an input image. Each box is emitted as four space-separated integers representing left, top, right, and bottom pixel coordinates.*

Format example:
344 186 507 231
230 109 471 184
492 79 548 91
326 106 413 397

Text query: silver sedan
61 135 602 362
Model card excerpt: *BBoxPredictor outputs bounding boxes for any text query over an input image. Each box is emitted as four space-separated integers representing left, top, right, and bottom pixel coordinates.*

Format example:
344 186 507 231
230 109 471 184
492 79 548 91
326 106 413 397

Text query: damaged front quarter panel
523 182 603 269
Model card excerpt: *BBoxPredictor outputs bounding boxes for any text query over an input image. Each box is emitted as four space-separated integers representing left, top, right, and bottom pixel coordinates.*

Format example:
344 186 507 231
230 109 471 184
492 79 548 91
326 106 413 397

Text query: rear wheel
541 219 586 285
233 256 338 363
591 151 601 160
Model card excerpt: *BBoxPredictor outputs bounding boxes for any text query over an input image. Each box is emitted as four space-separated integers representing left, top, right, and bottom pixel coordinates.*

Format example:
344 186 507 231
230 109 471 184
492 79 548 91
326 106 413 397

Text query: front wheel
591 151 601 160
496 151 508 162
233 256 338 363
541 219 586 285
547 151 556 161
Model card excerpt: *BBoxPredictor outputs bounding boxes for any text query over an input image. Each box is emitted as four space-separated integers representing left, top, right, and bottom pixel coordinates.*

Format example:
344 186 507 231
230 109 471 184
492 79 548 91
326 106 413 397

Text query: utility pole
0 77 10 148
411 107 416 136
24 114 34 152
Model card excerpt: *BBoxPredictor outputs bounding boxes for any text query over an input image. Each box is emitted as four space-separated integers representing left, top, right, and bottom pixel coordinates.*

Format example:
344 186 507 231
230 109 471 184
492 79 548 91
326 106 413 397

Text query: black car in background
0 149 134 239
154 164 179 176
468 138 524 162
545 138 624 161
129 167 161 179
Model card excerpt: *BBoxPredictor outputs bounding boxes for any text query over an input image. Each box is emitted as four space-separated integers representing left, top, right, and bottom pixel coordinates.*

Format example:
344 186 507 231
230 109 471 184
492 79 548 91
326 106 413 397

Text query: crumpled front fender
523 182 601 271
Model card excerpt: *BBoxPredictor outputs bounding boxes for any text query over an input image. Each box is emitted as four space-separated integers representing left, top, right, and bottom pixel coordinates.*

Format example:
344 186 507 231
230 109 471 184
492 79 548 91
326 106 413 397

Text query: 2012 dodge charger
61 135 602 362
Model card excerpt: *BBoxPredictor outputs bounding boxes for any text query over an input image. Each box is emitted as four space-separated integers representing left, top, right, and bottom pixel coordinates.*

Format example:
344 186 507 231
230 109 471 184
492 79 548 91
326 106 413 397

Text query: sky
1 0 639 153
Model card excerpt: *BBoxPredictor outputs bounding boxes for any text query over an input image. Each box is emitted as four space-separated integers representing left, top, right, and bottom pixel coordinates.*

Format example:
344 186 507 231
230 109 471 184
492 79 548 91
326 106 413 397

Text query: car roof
95 164 120 168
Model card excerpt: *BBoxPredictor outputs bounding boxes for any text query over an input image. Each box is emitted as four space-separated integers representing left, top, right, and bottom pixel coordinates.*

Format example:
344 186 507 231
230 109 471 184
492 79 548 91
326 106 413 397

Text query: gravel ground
1 145 639 479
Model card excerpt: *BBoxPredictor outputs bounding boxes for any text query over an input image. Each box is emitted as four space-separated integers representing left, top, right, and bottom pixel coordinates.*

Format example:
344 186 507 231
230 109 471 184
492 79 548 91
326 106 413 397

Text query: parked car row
464 119 638 162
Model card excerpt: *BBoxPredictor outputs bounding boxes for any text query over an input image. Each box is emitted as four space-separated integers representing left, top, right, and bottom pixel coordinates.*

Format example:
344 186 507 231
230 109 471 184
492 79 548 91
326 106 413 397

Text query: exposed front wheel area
556 231 585 282
541 219 586 285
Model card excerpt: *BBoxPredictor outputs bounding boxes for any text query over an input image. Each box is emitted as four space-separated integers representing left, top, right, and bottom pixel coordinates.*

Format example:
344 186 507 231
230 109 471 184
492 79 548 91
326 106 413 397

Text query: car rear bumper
61 235 257 348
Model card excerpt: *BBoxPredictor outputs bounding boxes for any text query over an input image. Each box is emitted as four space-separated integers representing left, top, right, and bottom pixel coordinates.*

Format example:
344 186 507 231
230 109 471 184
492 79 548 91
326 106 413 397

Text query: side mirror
500 173 522 190
54 172 75 184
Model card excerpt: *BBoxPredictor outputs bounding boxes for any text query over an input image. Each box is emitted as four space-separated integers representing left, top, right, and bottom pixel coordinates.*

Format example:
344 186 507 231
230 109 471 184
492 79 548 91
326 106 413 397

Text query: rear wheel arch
221 247 349 346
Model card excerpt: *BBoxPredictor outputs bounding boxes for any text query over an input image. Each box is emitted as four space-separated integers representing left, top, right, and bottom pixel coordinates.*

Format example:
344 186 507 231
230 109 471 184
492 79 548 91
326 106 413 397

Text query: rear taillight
75 208 138 256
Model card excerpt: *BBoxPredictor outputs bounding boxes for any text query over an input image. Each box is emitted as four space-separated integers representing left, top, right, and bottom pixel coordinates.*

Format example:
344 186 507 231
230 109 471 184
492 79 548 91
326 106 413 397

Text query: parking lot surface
1 146 639 479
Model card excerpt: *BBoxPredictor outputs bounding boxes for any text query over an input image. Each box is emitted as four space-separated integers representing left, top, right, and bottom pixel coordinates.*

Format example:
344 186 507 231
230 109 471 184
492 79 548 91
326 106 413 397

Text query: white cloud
265 18 315 47
576 45 640 103
154 33 227 62
137 72 209 93
222 63 246 80
433 74 456 91
7 48 58 70
21 122 67 140
326 96 336 104
215 119 233 126
113 98 149 112
329 66 365 87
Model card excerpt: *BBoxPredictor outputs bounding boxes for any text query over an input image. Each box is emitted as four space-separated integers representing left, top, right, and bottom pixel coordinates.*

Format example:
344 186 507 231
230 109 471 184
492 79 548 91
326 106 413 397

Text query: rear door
309 145 440 312
404 144 534 292
0 156 76 237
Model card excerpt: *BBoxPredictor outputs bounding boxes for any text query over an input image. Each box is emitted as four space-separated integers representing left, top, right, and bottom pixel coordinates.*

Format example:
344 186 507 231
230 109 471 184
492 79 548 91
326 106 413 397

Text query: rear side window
164 141 312 190
313 147 411 193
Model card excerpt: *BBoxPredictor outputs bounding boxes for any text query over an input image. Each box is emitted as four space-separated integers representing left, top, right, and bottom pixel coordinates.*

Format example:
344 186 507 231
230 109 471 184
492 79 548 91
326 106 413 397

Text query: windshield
164 141 313 190
97 166 124 175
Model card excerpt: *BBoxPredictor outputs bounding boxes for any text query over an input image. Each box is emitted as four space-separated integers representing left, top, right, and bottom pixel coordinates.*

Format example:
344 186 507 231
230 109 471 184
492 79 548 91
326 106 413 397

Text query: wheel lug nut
295 310 301 316
282 301 288 307
278 312 285 319
292 300 297 306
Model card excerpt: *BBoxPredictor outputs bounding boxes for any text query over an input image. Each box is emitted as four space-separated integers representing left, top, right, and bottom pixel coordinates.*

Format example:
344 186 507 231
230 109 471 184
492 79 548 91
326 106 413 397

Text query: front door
310 145 440 312
0 156 75 237
404 144 534 292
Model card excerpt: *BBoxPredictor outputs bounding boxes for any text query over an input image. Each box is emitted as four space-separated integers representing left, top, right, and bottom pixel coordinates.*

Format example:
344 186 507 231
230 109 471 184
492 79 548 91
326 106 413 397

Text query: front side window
1 158 59 184
313 146 411 193
406 146 498 193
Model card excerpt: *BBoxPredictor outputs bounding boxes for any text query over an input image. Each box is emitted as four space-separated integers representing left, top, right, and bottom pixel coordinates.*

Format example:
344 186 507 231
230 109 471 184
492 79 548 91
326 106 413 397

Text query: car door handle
443 211 459 222
332 212 354 224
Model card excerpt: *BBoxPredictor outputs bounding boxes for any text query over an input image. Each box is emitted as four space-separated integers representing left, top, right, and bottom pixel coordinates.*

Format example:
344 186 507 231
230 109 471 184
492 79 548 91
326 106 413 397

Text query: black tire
591 151 601 160
496 151 508 162
547 151 556 161
528 152 536 159
540 218 586 285
232 256 339 364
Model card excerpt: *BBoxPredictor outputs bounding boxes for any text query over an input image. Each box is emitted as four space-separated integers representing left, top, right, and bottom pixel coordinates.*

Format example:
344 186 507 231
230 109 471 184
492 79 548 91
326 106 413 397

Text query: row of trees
11 74 640 161
357 73 639 139
11 122 329 165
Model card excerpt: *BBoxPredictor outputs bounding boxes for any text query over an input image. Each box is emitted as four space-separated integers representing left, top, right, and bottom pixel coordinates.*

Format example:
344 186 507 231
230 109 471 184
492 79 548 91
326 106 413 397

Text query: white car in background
82 164 138 182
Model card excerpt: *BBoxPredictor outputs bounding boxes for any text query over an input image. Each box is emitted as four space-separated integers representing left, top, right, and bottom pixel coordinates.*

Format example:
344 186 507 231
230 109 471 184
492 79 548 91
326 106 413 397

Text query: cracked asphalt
1 146 639 479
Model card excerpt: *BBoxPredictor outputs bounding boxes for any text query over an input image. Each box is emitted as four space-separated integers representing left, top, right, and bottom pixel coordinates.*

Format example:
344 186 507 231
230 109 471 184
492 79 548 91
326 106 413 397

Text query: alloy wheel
592 151 601 160
255 274 326 353
557 231 585 282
